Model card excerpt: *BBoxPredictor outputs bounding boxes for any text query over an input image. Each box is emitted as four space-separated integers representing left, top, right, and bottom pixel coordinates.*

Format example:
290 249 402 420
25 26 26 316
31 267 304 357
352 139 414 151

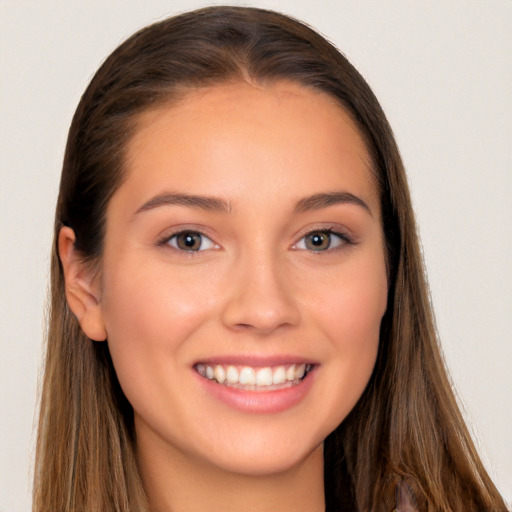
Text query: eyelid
157 226 220 252
291 225 355 251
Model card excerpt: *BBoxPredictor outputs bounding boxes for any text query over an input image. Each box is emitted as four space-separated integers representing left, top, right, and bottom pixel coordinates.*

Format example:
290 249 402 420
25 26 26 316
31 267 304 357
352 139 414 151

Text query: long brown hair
34 6 508 511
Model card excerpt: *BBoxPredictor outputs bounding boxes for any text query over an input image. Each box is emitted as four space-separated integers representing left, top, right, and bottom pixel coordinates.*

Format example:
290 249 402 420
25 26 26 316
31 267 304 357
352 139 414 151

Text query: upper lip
194 354 318 367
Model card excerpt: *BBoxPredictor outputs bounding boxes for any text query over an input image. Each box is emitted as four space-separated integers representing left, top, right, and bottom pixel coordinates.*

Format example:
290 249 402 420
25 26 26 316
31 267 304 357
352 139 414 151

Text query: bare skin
138 434 324 512
60 80 387 511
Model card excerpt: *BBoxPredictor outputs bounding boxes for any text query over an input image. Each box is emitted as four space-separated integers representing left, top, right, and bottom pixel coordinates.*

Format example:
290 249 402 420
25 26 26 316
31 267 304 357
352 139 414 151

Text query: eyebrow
135 192 232 214
135 190 371 216
293 191 372 216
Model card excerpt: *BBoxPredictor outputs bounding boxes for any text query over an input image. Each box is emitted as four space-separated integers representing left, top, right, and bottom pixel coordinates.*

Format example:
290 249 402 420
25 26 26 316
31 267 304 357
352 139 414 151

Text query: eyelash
158 230 218 253
292 228 353 252
158 227 354 253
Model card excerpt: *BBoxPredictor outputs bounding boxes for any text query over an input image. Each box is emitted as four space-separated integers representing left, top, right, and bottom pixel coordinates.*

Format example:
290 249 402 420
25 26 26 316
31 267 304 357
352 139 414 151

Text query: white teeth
226 365 238 384
197 363 311 388
295 364 306 379
214 365 226 384
272 366 286 385
256 367 273 386
239 367 256 385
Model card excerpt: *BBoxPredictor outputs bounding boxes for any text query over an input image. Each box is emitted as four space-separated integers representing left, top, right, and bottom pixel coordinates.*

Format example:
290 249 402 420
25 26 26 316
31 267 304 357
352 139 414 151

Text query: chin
194 425 326 477
217 447 322 477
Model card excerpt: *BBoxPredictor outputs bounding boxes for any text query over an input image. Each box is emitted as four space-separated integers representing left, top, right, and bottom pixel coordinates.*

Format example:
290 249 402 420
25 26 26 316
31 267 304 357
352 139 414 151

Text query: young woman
33 6 508 512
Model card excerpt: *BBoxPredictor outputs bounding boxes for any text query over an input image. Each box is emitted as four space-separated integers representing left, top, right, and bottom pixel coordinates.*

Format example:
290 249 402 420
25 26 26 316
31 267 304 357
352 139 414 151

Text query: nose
221 251 301 335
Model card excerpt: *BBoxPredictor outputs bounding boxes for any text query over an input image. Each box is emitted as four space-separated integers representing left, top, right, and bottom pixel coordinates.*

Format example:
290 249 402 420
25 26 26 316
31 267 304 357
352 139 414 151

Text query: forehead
119 80 378 215
129 80 369 158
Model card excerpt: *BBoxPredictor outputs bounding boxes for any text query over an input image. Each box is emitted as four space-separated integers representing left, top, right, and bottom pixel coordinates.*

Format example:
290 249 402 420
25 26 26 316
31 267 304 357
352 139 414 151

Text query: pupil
179 232 200 250
307 232 330 251
312 234 324 245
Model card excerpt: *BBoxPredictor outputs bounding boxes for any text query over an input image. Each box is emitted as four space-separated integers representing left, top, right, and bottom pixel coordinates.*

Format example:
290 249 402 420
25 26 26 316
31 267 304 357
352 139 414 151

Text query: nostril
231 319 295 336
235 323 252 329
220 266 301 333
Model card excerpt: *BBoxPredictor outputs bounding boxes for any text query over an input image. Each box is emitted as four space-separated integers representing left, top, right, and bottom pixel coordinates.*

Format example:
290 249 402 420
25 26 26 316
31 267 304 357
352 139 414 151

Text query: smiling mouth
194 363 314 391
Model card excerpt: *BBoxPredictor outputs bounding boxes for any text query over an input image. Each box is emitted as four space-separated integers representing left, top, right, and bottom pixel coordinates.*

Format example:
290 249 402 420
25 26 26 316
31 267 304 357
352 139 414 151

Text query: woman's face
96 81 388 475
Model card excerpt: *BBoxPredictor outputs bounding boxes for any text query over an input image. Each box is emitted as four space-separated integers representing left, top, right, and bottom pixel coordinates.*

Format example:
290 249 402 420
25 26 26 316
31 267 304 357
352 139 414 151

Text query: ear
58 226 107 341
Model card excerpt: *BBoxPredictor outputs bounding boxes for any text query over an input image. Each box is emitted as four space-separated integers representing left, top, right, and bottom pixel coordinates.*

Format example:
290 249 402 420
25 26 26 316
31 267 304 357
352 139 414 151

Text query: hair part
34 6 507 512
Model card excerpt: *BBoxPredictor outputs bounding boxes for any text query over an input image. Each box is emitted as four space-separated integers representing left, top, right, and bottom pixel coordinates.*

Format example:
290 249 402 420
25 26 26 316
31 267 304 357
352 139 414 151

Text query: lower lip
195 370 316 414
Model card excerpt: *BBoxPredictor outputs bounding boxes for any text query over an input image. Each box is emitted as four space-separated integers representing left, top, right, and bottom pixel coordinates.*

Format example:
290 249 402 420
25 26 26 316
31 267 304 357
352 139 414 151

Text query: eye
294 230 349 252
166 231 217 252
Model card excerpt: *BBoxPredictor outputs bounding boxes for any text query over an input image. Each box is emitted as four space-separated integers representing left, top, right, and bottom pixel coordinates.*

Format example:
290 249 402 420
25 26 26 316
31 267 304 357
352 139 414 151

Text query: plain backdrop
1 1 510 510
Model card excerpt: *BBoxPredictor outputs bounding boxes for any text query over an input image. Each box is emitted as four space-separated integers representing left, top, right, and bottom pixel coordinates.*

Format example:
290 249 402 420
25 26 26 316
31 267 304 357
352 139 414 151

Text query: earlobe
58 227 107 341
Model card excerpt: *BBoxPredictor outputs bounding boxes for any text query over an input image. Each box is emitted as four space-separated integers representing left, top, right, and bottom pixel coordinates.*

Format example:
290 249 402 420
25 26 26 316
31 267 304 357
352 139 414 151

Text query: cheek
313 253 387 342
306 254 387 411
99 259 217 392
102 256 217 332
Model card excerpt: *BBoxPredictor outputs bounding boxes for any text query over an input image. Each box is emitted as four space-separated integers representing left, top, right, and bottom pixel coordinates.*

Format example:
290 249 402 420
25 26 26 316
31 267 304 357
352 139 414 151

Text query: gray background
1 1 510 510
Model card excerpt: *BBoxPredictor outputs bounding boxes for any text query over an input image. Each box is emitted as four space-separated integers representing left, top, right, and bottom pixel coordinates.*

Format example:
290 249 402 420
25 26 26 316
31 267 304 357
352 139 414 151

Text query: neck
137 433 325 512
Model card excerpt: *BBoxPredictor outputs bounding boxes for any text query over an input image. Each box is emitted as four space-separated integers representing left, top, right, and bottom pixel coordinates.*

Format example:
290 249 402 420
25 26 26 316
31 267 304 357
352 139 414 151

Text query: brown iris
304 231 332 251
175 232 203 251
